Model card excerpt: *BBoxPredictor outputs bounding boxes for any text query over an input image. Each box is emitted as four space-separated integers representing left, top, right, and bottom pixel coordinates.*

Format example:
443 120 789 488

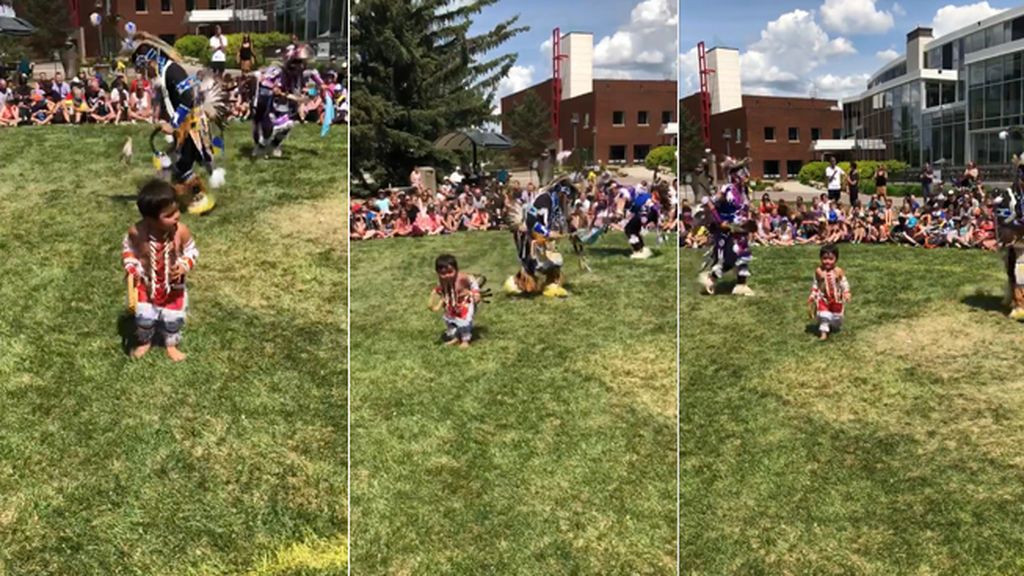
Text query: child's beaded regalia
698 157 757 296
504 178 576 297
251 43 326 157
992 154 1024 320
123 223 197 346
123 31 227 215
430 255 492 346
808 248 851 339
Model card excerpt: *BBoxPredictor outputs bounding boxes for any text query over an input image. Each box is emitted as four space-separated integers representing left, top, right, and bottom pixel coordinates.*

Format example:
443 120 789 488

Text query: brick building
681 92 843 180
68 0 345 59
499 32 676 166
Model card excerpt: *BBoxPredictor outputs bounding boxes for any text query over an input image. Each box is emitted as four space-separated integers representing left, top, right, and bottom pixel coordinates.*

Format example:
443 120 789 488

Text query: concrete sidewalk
682 180 824 203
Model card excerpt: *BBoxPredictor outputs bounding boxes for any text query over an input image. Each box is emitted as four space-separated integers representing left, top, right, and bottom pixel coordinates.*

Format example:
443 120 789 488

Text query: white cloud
740 9 856 94
930 2 1007 37
679 46 699 95
876 48 900 61
821 0 895 35
681 8 868 99
493 64 535 115
539 38 552 54
497 64 534 98
892 2 906 16
812 72 871 98
592 0 676 80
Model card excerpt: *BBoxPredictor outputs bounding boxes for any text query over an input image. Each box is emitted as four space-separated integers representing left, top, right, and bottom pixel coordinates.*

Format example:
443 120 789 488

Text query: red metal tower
552 28 569 143
697 41 714 148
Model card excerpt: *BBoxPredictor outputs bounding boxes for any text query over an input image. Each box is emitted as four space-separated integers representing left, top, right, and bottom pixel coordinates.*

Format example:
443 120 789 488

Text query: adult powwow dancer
697 156 757 296
993 154 1024 320
123 29 226 215
251 42 326 158
504 178 576 298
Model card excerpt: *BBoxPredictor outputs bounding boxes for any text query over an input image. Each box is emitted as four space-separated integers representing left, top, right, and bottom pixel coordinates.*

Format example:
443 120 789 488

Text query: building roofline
927 5 1024 47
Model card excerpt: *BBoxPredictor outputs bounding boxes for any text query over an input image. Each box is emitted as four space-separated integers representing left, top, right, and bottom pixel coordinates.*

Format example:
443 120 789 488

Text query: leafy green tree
11 0 77 76
501 89 550 166
645 145 677 179
351 0 527 193
12 0 70 57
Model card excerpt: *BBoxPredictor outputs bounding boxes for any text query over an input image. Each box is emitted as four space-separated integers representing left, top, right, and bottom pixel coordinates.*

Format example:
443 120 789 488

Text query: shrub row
797 160 910 186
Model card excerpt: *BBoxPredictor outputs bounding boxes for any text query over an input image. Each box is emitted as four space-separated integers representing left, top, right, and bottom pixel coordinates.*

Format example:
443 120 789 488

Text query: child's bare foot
444 337 460 346
165 346 187 362
819 332 828 341
459 340 471 348
131 343 151 359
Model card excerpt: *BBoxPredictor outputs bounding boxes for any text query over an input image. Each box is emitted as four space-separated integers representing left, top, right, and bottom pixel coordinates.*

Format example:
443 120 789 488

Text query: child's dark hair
820 244 839 259
435 253 458 272
136 179 177 218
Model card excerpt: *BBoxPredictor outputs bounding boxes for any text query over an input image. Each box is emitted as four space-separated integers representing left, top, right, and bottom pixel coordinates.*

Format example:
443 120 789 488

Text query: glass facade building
271 0 345 43
842 7 1024 167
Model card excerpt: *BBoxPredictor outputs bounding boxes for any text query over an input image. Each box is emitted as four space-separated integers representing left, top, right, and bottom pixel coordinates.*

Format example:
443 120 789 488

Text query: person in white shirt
825 156 845 202
209 25 228 78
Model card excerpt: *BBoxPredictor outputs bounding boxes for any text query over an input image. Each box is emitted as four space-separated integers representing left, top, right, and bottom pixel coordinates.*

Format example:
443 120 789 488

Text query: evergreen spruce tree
351 0 527 192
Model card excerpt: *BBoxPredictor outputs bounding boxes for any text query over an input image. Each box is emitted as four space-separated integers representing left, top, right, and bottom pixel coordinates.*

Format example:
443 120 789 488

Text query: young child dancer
122 179 198 360
808 244 851 340
429 254 483 348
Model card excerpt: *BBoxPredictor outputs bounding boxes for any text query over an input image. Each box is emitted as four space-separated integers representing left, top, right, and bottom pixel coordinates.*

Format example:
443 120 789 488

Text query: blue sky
679 0 1012 100
473 0 677 110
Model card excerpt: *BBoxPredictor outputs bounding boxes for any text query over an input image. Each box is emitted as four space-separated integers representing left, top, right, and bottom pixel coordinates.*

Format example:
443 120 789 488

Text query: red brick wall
679 93 842 180
592 79 675 164
501 78 675 165
77 0 266 58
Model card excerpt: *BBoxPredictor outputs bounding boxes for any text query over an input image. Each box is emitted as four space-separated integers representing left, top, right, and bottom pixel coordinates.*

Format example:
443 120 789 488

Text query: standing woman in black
847 161 860 208
238 34 255 75
874 164 888 200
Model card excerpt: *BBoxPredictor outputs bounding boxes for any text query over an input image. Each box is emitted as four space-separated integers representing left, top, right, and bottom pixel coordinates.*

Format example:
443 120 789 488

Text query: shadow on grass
586 246 631 257
108 194 138 203
962 293 1006 313
236 143 320 161
117 311 136 356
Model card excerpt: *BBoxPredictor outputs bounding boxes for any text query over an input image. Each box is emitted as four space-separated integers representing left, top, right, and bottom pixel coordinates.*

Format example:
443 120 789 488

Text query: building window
634 145 651 161
735 128 741 143
609 145 627 162
788 127 799 142
764 126 775 141
786 160 802 179
159 34 176 45
612 111 625 126
136 0 147 11
186 0 195 10
637 111 649 126
811 127 820 141
833 128 841 139
661 110 672 124
584 113 590 128
161 0 171 12
763 160 780 178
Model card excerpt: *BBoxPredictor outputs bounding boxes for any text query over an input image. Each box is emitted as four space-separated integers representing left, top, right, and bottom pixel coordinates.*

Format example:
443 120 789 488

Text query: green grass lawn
350 233 676 574
682 244 1024 575
0 123 347 575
